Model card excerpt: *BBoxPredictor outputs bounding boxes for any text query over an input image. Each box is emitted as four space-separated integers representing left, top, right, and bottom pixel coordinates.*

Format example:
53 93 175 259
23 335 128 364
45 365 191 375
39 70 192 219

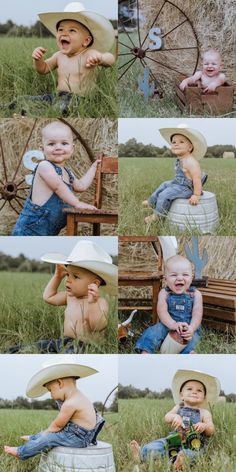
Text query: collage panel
118 354 236 471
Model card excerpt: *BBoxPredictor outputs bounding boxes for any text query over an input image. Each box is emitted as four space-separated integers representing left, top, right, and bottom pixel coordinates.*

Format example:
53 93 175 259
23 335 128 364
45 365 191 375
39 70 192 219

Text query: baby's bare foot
144 214 157 224
130 440 141 463
4 446 19 458
142 200 151 207
174 451 184 470
20 435 30 441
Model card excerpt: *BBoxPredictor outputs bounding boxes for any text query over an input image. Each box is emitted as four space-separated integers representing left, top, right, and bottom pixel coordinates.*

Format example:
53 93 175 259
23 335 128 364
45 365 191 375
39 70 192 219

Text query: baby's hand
55 264 68 279
88 283 100 303
92 159 102 168
86 51 103 68
175 322 189 334
193 422 206 433
171 414 183 429
32 47 47 60
75 201 98 211
180 325 194 341
179 79 188 91
189 195 200 205
203 84 217 93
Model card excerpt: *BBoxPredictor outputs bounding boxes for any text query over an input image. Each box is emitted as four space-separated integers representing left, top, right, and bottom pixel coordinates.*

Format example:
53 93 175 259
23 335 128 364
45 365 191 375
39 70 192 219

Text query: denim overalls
148 159 207 216
12 161 74 236
135 287 201 354
140 406 206 462
17 401 105 460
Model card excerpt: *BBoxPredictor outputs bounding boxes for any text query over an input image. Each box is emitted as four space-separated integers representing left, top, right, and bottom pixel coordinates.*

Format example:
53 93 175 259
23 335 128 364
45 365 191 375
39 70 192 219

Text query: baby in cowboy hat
130 369 220 470
30 2 115 114
135 255 203 354
143 124 208 224
4 357 105 460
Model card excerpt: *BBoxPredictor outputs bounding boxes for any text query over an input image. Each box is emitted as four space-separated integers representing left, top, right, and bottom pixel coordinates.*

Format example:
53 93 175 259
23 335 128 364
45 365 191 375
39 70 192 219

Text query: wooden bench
199 278 236 333
119 236 163 323
175 74 234 115
64 155 118 235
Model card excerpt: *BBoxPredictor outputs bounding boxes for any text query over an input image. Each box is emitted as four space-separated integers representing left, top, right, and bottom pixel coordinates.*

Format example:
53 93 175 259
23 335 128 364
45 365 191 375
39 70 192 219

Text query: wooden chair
199 278 236 333
64 155 118 235
119 236 164 323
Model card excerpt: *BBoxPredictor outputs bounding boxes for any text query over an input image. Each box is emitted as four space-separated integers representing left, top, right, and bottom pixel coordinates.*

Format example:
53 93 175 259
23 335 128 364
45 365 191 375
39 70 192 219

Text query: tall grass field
0 409 118 472
118 398 236 472
118 157 236 236
0 37 117 118
0 271 117 354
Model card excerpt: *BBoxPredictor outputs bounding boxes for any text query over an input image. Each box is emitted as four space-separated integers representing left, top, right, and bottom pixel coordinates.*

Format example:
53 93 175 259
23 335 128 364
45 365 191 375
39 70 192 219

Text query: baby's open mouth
60 39 70 47
175 282 185 288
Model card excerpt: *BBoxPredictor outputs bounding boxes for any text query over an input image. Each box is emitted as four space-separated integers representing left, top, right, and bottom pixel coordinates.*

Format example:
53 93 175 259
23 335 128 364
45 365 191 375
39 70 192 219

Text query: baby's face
171 134 193 159
56 20 92 56
42 124 74 165
45 380 63 401
180 380 205 407
65 265 98 298
165 258 192 294
202 53 221 77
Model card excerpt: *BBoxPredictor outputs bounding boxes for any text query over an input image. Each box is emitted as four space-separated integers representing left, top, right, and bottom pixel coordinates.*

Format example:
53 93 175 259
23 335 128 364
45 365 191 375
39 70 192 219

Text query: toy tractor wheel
168 447 180 462
186 433 201 450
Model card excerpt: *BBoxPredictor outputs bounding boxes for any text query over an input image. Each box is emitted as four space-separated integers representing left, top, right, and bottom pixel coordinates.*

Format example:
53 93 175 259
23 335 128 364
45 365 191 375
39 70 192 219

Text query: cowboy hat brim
41 253 118 295
38 11 115 52
159 127 207 160
172 369 221 409
27 362 98 398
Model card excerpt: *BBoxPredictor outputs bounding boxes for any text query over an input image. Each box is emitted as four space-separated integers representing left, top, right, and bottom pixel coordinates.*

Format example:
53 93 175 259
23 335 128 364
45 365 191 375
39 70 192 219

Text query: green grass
0 271 117 354
118 157 236 236
0 37 117 118
0 409 118 471
118 398 236 472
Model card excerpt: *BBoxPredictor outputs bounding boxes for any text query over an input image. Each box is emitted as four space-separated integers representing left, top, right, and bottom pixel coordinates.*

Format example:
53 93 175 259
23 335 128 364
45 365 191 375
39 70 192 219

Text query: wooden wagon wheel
118 0 199 96
0 119 95 215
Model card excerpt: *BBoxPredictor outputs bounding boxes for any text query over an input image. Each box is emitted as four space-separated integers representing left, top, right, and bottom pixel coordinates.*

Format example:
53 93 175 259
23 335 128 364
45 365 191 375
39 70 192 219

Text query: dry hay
0 117 118 235
139 0 236 101
223 151 235 159
119 236 236 301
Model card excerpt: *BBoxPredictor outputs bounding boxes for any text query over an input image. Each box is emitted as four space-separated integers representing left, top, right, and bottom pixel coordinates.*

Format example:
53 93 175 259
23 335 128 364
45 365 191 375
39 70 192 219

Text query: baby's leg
155 183 192 215
148 180 173 208
174 451 184 470
135 322 169 353
130 440 141 463
180 330 201 354
4 446 19 458
140 438 167 461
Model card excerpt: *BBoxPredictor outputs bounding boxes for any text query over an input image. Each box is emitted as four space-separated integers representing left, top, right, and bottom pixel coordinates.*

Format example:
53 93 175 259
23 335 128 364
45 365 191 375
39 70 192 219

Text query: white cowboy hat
172 369 221 409
41 240 118 295
159 124 207 160
26 356 98 398
39 2 115 53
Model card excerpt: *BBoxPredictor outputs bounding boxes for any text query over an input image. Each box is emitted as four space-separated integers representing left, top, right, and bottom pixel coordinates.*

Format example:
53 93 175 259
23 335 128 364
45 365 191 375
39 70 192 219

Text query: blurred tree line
118 384 236 402
0 19 117 37
119 138 236 158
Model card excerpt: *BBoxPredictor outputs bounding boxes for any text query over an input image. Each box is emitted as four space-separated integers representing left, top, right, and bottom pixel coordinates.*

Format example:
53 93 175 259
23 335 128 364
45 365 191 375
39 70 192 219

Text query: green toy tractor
165 417 203 462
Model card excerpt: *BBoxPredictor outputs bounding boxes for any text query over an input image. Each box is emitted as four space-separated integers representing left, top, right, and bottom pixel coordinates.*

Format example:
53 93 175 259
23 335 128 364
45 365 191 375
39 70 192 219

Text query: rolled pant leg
155 184 193 215
17 430 78 460
148 181 173 208
140 438 167 461
135 322 169 353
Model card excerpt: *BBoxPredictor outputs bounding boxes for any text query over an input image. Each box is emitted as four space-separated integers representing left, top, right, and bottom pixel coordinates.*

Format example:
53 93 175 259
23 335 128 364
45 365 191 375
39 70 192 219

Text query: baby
12 121 98 236
31 2 115 112
180 49 226 93
130 369 220 470
135 255 203 354
143 125 207 224
4 358 105 460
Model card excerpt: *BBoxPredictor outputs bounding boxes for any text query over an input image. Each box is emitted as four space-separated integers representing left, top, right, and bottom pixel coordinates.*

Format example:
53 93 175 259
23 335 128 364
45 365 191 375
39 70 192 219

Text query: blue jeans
135 321 201 353
148 180 193 216
17 416 105 460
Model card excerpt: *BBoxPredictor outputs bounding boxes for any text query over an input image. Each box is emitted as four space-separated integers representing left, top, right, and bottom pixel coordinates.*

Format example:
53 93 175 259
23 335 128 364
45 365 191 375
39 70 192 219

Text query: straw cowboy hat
26 356 98 398
41 240 118 295
38 2 115 52
172 369 221 409
159 124 207 160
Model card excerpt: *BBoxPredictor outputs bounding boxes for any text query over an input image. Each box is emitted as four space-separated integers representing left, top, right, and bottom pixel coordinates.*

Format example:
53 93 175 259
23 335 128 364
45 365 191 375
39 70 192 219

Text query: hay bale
0 117 117 235
223 151 235 159
139 0 235 101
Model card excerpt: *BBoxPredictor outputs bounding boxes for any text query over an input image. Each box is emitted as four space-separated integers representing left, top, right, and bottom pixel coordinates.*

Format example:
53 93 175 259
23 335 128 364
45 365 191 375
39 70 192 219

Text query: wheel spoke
146 46 198 53
0 200 7 212
145 54 190 75
141 0 167 48
118 40 133 51
119 52 135 56
14 198 24 209
15 194 26 201
119 18 136 48
16 178 27 187
162 18 188 39
0 135 8 180
12 118 38 181
136 0 141 47
9 200 20 214
119 57 137 80
118 56 136 71
16 186 29 191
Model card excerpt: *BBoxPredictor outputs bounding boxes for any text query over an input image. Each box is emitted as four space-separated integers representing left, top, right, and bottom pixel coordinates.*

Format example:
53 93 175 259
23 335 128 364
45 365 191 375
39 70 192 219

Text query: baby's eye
62 141 69 145
70 29 77 33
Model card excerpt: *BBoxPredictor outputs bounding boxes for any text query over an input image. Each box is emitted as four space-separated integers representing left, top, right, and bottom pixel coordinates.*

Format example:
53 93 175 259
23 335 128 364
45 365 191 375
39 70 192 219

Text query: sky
119 355 236 394
0 354 118 401
1 1 117 26
0 236 118 259
119 118 236 147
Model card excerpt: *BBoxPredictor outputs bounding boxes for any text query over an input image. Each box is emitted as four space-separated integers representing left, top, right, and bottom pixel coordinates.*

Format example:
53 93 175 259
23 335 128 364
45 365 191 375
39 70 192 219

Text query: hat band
56 19 94 46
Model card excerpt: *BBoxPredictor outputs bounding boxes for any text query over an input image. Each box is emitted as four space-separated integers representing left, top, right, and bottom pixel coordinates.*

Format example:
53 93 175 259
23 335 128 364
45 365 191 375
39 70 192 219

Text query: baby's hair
41 121 74 141
164 255 192 274
180 379 207 396
56 19 94 47
44 376 80 387
202 49 222 61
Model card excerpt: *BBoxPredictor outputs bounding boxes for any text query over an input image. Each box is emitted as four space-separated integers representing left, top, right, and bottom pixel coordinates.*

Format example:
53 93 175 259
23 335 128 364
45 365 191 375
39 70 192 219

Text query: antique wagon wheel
0 119 95 215
118 0 199 95
102 385 118 417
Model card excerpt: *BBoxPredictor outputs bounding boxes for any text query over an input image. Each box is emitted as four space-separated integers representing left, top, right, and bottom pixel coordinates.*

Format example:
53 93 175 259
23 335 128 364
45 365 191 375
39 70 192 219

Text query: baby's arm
73 160 101 192
203 73 226 92
165 405 183 429
32 48 59 74
158 289 189 333
179 71 202 91
86 286 108 332
37 161 97 210
194 408 215 436
43 265 67 306
185 159 202 205
181 290 203 341
45 399 76 433
85 49 115 68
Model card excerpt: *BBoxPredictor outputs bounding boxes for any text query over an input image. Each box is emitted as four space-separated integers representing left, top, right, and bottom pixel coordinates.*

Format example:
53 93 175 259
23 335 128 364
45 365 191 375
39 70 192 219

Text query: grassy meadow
118 398 236 472
0 409 118 472
0 271 117 354
0 37 117 118
118 157 236 236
